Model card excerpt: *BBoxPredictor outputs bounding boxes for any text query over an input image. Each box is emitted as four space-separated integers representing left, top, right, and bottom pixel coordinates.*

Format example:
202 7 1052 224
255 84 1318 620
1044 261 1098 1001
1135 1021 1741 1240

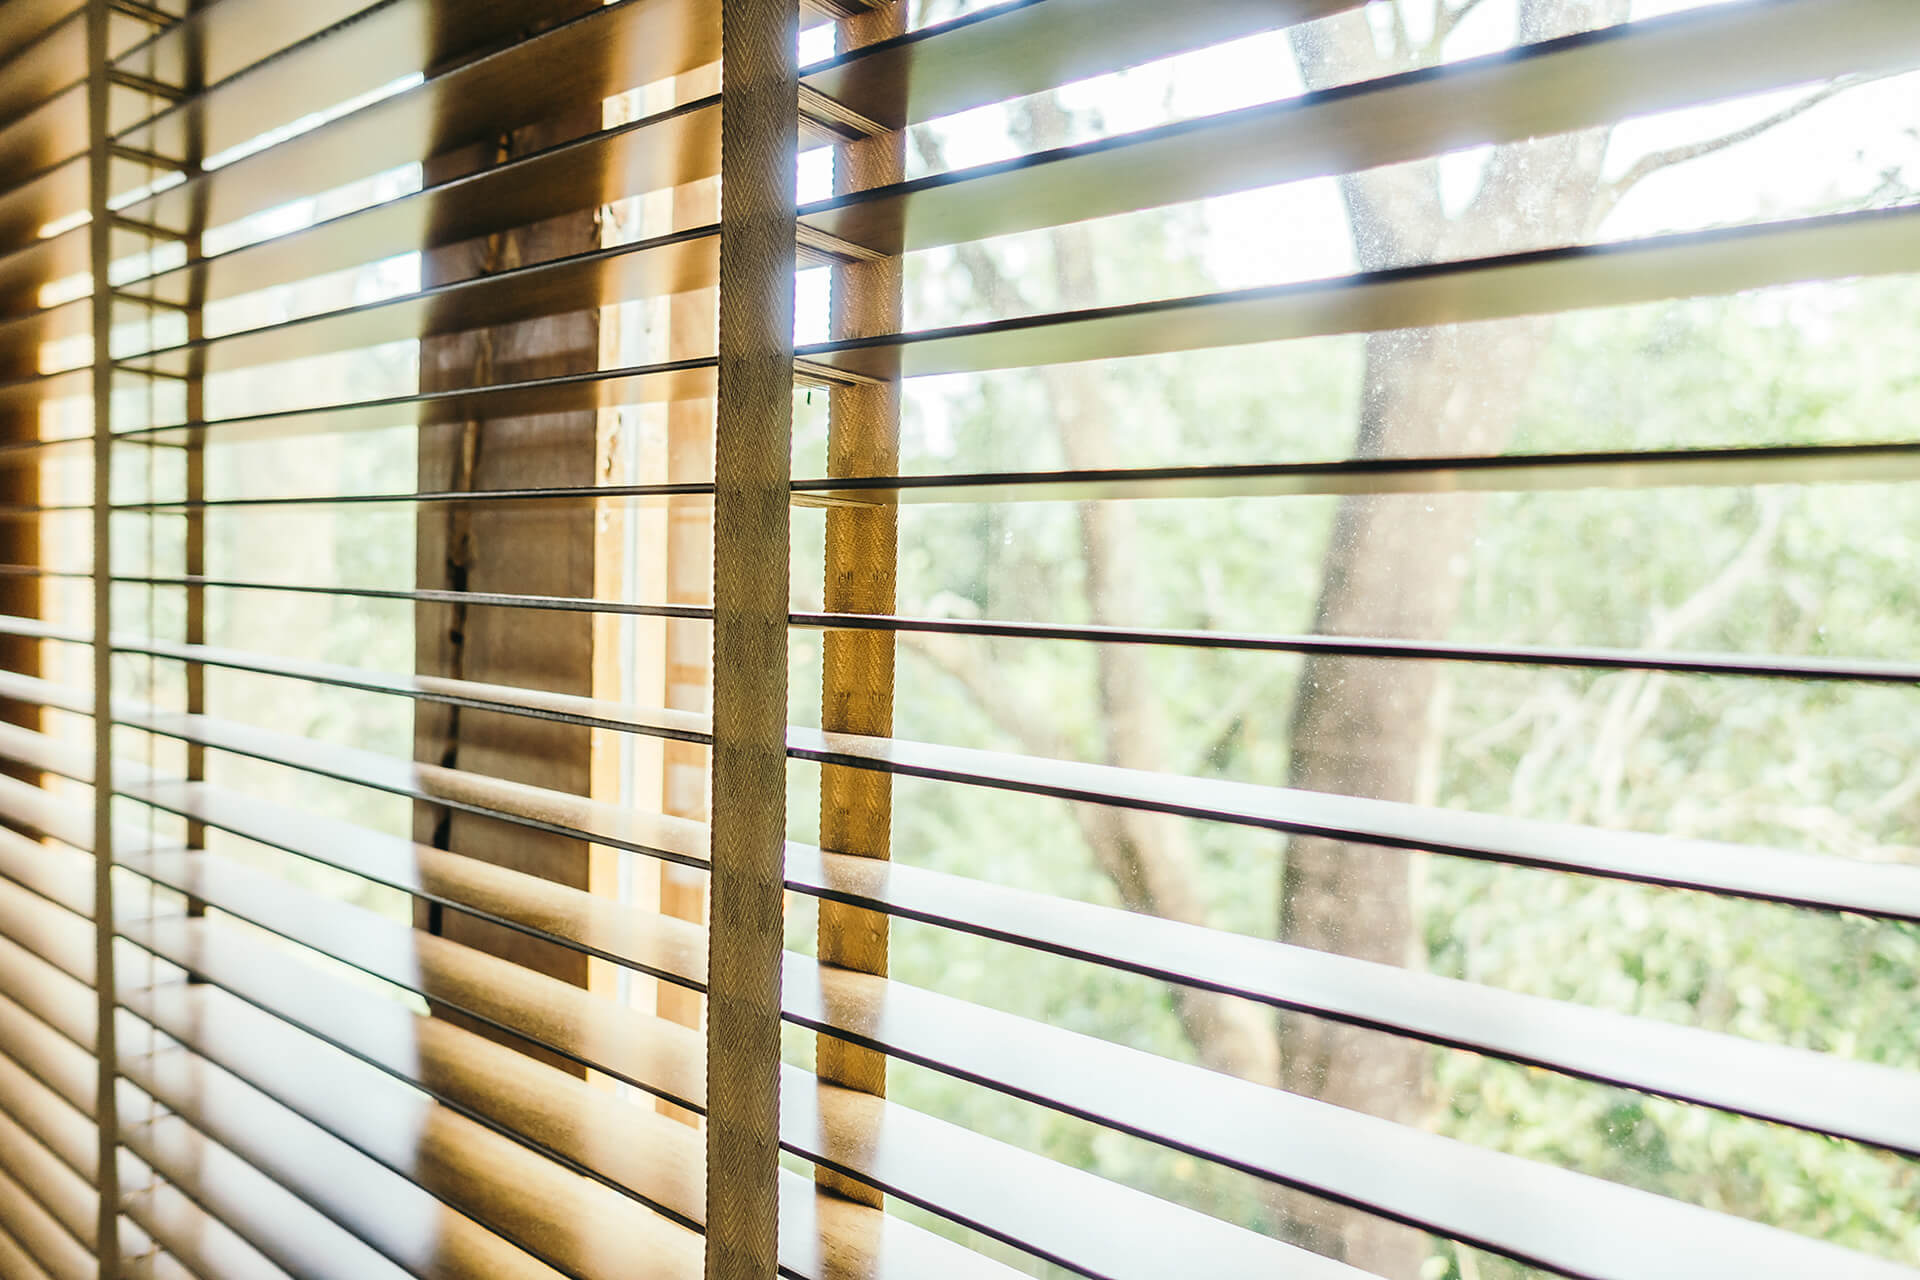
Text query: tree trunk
930 2 1780 1266
1275 318 1554 1276
1275 5 1621 1272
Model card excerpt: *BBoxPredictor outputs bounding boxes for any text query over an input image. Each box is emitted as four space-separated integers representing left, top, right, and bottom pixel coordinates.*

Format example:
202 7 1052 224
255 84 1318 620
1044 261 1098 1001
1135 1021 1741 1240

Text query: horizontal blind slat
0 991 95 1118
132 908 1329 1280
124 981 707 1280
109 0 571 165
121 917 1019 1280
120 1095 411 1280
800 0 1361 133
800 205 1920 379
123 96 720 310
119 708 710 864
132 781 708 985
0 1098 99 1253
0 1162 90 1280
783 959 1920 1280
117 359 719 448
801 0 1920 255
112 1146 295 1280
0 0 82 68
788 440 1920 503
118 1044 554 1280
118 228 720 376
119 870 711 1111
788 844 1920 1156
122 0 720 235
0 931 95 1051
0 1207 56 1280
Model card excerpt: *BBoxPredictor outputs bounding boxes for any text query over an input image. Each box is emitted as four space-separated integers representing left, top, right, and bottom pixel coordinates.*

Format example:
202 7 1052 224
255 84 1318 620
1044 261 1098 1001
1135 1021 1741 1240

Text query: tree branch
899 630 1075 762
909 124 1040 315
1426 0 1490 60
1589 78 1863 231
1384 0 1416 68
1182 667 1289 777
1579 495 1785 824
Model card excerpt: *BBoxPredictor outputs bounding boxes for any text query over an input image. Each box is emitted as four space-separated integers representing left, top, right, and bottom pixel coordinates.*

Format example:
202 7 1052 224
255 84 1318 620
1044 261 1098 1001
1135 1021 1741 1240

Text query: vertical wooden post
815 1 905 1210
84 0 122 1272
707 0 796 1272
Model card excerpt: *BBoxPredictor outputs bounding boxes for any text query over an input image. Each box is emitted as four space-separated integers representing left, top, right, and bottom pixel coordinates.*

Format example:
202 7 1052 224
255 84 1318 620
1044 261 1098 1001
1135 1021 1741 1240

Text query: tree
893 1 1874 1273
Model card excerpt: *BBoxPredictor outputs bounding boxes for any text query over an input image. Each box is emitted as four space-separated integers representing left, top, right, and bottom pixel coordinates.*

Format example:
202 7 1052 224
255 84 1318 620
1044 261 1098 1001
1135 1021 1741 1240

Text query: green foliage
837 210 1920 1269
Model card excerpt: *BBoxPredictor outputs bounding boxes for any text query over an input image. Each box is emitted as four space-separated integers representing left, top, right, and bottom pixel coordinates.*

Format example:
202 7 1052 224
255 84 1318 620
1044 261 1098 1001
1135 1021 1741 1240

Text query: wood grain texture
708 0 798 1272
813 0 905 1210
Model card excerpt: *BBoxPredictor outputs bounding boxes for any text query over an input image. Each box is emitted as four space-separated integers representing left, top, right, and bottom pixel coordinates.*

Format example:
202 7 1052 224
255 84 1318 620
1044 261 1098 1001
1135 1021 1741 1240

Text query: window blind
0 1 1913 1278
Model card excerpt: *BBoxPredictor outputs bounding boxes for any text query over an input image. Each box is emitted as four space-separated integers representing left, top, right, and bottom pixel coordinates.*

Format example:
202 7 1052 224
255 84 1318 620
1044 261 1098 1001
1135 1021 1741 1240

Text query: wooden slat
800 0 1920 255
118 858 710 1109
0 10 83 131
0 1 148 220
0 668 90 713
0 89 83 216
129 910 1337 1279
0 0 82 69
789 441 1920 505
0 874 95 981
799 0 1361 132
127 981 706 1280
17 674 1916 943
786 726 1920 921
0 719 92 782
107 0 559 161
138 817 1887 1280
781 958 1920 1280
56 603 1920 689
0 930 95 1053
0 1025 93 1179
0 1092 96 1252
110 701 1920 922
0 1006 287 1279
799 205 1920 380
111 575 702 621
119 708 710 866
129 780 707 986
115 1153 295 1280
125 640 708 741
125 98 720 311
0 764 163 860
0 65 85 167
0 1217 55 1280
0 227 85 325
118 359 718 450
122 1042 570 1280
0 1162 89 1280
0 159 84 264
116 767 1920 1158
121 0 722 238
116 1084 429 1280
0 1101 185 1280
0 991 94 1115
120 918 1022 1280
0 0 166 263
792 849 1920 1153
0 798 97 914
0 612 88 646
119 228 719 378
